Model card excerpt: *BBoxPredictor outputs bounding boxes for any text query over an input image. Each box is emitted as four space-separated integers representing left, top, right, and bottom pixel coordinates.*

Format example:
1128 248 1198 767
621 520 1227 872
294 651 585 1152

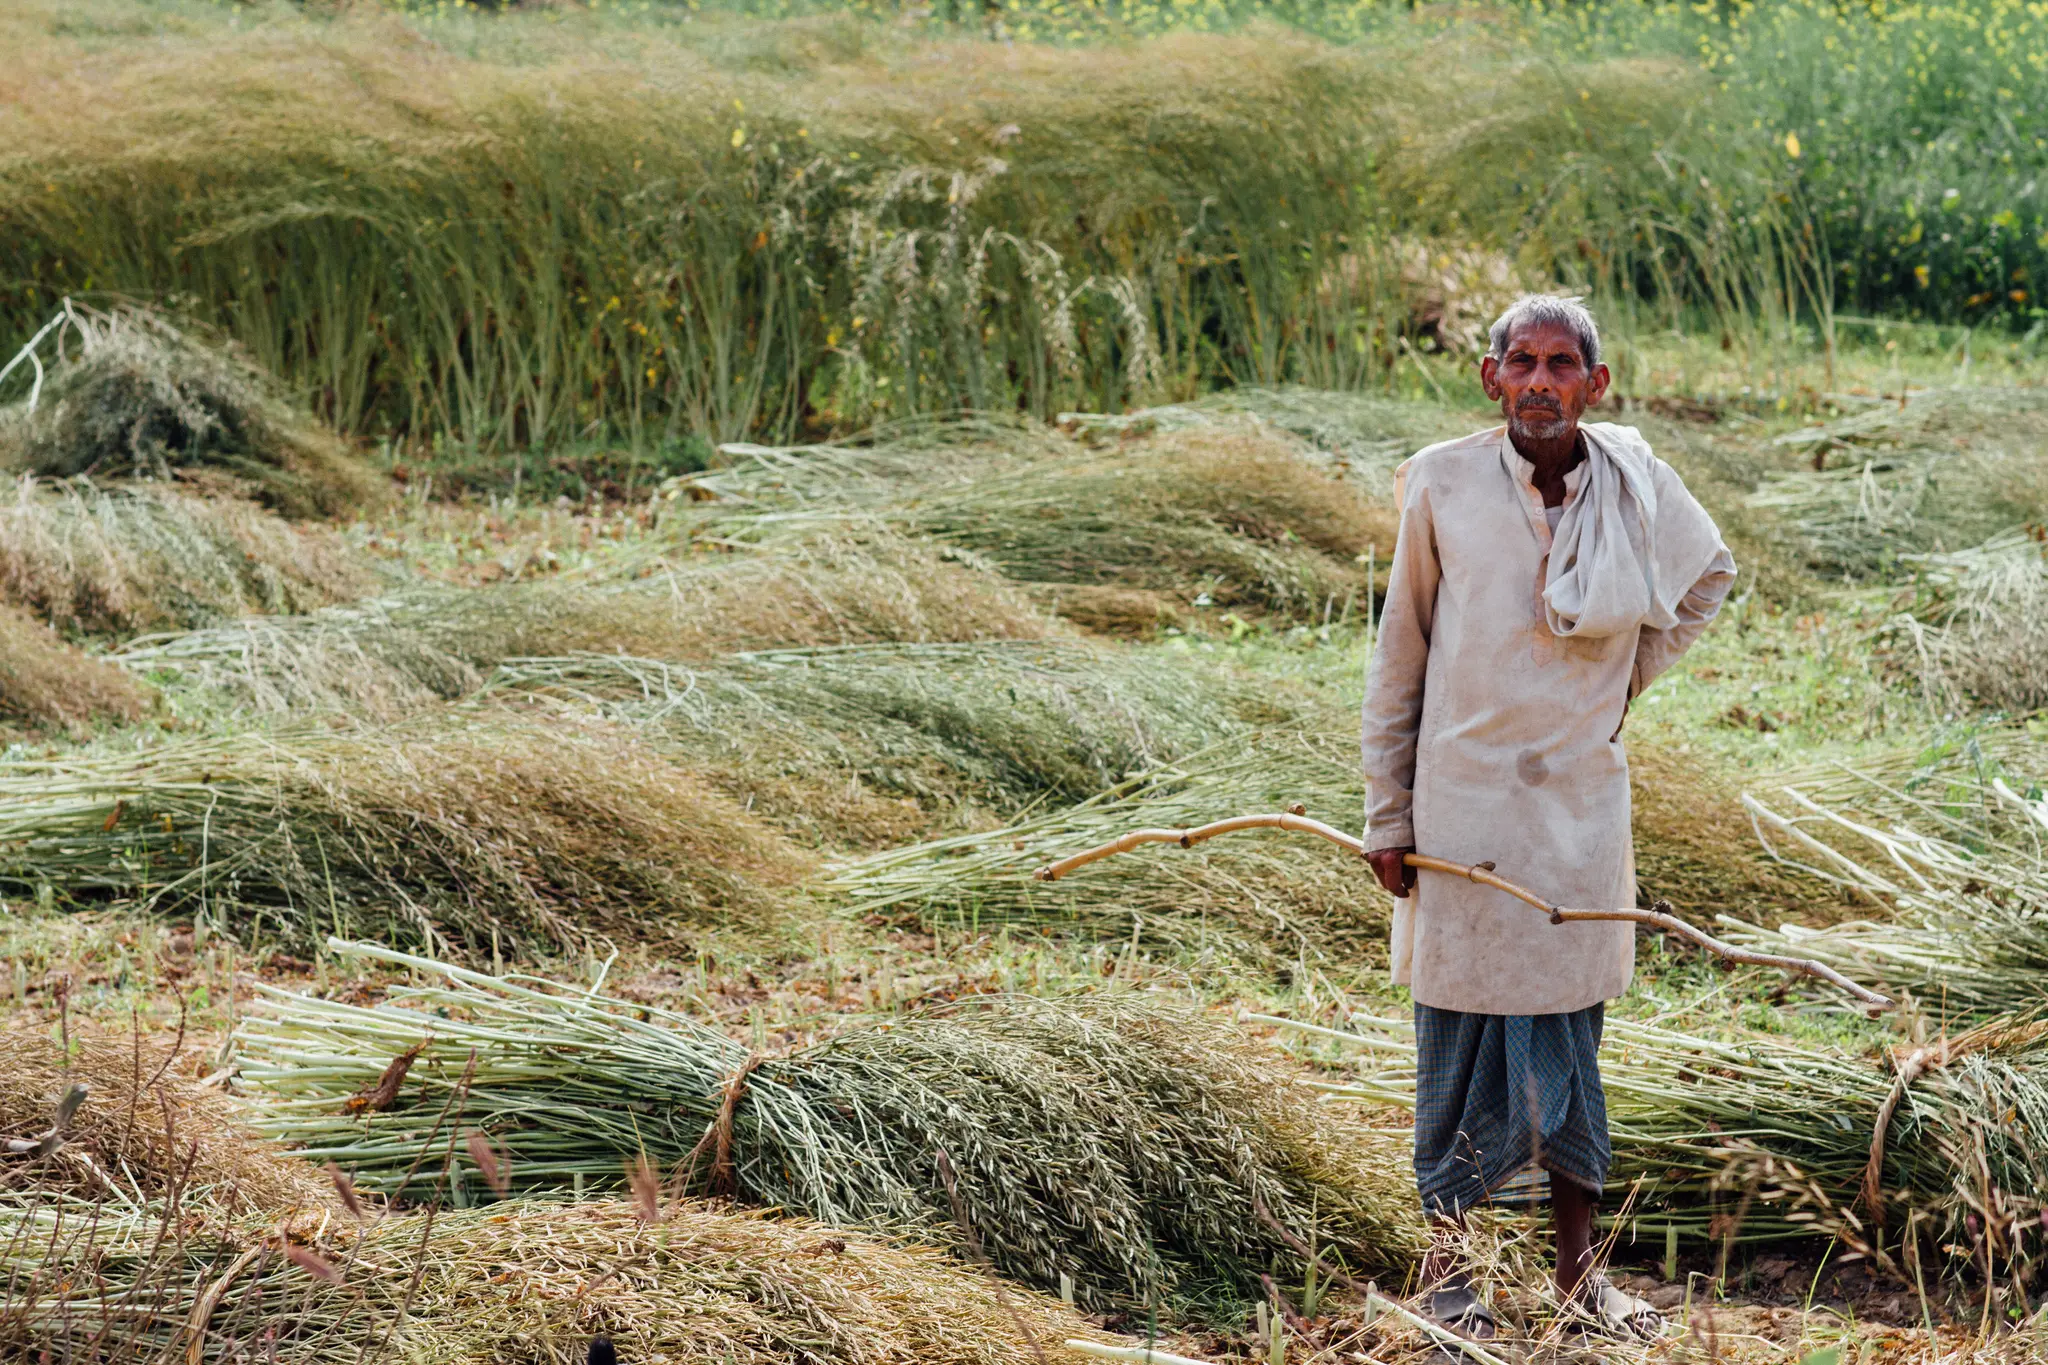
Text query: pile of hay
241 944 1424 1309
1 1196 1114 1365
490 641 1305 846
119 528 1061 719
0 305 383 520
0 475 370 637
0 1019 330 1215
0 602 150 737
0 715 804 955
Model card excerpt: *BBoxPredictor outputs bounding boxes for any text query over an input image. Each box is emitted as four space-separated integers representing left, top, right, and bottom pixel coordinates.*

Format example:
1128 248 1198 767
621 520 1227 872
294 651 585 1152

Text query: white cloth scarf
1539 423 1715 639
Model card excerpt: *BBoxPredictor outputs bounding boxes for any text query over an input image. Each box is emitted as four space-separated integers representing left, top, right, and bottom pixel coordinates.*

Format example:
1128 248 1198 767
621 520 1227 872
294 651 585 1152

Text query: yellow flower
731 127 746 149
1914 264 1932 288
1784 130 1802 158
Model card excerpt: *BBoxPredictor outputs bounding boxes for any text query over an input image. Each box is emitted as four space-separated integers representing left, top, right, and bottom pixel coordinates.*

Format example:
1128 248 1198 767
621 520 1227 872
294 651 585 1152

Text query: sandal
1425 1282 1498 1360
1566 1273 1664 1341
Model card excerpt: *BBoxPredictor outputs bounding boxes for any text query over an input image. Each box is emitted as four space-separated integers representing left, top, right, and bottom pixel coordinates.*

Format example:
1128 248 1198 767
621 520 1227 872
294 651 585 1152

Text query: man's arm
1632 545 1737 697
1361 471 1440 896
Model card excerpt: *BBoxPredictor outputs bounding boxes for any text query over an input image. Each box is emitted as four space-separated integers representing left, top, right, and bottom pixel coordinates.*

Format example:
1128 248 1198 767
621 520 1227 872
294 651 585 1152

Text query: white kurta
1361 423 1736 1016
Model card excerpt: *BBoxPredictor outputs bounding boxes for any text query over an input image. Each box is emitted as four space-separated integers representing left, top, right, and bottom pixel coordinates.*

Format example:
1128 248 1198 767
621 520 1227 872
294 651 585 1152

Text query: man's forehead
1501 321 1586 359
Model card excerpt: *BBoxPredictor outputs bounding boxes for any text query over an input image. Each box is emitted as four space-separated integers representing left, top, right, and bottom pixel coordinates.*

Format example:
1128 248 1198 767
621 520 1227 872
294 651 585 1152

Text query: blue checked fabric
1411 1001 1611 1218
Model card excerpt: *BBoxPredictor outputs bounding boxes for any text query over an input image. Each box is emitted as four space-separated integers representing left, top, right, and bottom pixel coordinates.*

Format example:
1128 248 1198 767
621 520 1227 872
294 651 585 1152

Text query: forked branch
1033 807 1894 1011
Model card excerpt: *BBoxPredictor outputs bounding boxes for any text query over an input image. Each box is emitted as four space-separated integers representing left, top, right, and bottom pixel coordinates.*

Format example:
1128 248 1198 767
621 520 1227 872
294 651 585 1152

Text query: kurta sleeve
1360 468 1440 851
1631 545 1736 697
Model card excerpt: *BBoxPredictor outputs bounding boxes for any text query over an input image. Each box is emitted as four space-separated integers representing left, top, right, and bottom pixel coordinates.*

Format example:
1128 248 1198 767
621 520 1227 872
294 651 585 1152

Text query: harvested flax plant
0 304 383 519
1283 1008 2048 1278
120 529 1058 719
0 1019 329 1214
241 943 1424 1308
0 716 802 954
1 1197 1113 1365
1734 734 2048 1015
0 475 369 636
489 641 1301 843
1890 529 2048 714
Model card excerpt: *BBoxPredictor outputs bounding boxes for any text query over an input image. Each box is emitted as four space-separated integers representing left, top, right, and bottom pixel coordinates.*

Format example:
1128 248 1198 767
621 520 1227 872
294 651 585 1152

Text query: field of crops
6 1 2048 1363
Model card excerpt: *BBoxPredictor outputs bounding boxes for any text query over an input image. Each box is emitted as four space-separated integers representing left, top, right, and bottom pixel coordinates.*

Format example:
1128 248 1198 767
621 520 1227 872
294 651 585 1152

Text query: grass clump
0 475 372 636
0 603 150 738
0 305 383 520
241 944 1424 1310
0 716 805 956
2 1196 1113 1365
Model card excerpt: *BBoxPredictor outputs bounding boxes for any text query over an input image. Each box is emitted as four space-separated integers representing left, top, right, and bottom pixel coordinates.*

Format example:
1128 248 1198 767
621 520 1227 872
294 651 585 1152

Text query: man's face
1479 320 1610 444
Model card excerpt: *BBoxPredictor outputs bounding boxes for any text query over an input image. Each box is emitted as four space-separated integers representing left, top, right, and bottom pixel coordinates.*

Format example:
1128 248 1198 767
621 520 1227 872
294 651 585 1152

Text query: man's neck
1509 427 1586 507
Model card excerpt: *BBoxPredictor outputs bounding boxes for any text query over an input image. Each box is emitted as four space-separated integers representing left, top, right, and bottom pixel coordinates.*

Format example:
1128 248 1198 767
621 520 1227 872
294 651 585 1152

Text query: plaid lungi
1412 1001 1610 1218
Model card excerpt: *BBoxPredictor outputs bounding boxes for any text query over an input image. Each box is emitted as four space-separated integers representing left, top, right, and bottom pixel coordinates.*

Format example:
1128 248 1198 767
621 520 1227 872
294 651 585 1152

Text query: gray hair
1486 294 1601 368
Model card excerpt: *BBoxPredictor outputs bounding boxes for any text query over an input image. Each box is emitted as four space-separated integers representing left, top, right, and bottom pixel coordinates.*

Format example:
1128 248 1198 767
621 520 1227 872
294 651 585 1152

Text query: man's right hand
1366 846 1417 899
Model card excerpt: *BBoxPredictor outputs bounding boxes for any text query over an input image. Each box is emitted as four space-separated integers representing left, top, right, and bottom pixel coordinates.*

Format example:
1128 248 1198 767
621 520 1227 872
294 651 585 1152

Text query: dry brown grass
0 602 150 736
0 1019 329 1214
0 476 372 637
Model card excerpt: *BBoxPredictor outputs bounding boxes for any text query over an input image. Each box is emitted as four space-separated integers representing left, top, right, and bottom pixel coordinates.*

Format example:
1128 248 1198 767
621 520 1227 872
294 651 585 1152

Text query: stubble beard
1509 408 1572 442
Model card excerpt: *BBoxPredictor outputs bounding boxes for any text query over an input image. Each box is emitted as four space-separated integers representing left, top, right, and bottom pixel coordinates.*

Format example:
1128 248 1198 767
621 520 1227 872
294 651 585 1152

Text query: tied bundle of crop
240 942 1424 1308
1732 731 2048 1016
2 1196 1118 1365
488 641 1300 845
1751 389 2048 581
0 304 383 521
830 727 1387 960
0 476 368 638
0 716 803 956
119 527 1059 719
1275 1008 2048 1279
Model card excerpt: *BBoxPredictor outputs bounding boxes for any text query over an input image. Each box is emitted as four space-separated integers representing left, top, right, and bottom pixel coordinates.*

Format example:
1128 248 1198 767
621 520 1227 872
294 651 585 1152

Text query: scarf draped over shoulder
1538 422 1724 639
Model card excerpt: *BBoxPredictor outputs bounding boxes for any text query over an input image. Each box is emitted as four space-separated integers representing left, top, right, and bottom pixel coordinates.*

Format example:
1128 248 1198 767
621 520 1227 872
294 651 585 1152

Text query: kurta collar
1497 428 1587 552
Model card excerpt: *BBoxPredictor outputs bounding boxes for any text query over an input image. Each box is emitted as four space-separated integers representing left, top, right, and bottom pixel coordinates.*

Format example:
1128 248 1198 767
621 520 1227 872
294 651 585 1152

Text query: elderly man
1360 295 1736 1342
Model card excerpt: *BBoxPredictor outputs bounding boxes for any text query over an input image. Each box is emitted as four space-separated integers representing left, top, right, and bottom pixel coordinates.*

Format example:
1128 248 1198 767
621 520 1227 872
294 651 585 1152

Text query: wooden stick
1033 807 1894 1010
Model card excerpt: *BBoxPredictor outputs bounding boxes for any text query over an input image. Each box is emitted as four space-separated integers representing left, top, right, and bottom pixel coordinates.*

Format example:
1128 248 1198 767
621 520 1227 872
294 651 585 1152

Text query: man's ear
1586 362 1612 408
1479 354 1503 401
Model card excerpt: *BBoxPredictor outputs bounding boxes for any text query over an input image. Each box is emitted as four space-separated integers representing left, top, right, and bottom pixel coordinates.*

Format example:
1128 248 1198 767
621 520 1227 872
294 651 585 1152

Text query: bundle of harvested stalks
1 1196 1113 1365
0 602 150 737
1733 736 2048 1015
832 727 1386 959
1752 389 2048 580
241 943 1424 1308
0 715 803 955
0 304 383 519
120 528 1059 718
1288 1008 2048 1276
0 1019 329 1214
489 642 1302 844
684 424 1393 624
832 724 1813 961
0 475 369 636
1889 529 2048 713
